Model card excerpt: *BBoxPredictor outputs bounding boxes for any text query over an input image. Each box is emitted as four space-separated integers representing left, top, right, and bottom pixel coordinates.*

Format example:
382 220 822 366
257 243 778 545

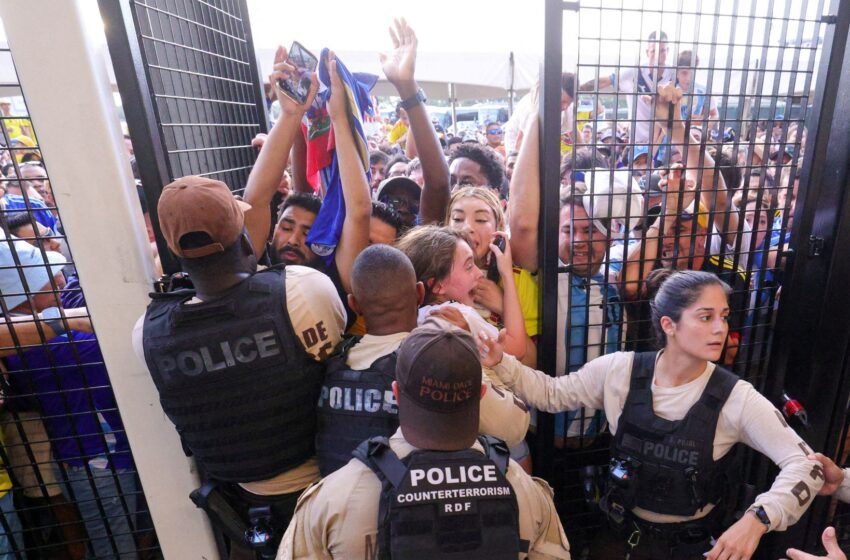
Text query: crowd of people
0 13 840 560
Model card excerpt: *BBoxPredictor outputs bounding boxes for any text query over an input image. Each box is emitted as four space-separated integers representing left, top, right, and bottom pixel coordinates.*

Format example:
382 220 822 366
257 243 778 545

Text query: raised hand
325 51 348 122
378 18 418 94
659 163 696 218
270 45 318 117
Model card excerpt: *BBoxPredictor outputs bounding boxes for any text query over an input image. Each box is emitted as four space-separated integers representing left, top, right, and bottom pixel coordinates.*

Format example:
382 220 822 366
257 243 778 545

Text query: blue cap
631 145 649 163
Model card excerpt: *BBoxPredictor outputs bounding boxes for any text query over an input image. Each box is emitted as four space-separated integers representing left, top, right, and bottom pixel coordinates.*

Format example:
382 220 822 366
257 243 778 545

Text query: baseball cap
678 201 710 230
395 322 482 451
0 233 67 311
631 145 649 163
573 168 644 236
0 98 10 105
375 176 421 202
157 176 251 258
598 127 614 142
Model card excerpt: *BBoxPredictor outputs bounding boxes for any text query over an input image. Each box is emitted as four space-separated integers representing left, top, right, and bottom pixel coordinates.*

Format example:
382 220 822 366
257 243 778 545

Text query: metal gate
536 0 842 556
99 0 269 276
0 23 159 560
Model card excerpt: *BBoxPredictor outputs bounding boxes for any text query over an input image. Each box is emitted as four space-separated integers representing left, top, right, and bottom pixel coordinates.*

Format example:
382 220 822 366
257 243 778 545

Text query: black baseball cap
395 322 482 451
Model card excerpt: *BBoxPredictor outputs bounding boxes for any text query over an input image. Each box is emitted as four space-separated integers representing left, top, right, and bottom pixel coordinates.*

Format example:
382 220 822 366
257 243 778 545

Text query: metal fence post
0 0 218 556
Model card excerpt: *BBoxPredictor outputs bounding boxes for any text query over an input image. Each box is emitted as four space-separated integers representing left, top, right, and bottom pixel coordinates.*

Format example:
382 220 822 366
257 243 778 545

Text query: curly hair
448 143 506 189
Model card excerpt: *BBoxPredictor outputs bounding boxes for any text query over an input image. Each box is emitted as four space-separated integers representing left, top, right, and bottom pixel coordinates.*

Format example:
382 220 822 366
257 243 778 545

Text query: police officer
480 270 825 560
279 322 571 559
132 176 346 556
316 244 532 476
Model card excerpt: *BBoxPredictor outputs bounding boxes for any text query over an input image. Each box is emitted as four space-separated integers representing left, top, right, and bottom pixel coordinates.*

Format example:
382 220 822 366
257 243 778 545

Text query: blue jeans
64 465 137 559
0 491 25 559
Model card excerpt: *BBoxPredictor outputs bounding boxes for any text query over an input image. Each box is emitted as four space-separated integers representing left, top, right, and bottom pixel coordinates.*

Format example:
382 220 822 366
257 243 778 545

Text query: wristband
41 307 67 337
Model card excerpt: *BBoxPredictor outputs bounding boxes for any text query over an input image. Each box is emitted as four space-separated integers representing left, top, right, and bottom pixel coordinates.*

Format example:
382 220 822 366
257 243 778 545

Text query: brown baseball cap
395 321 482 451
157 176 251 258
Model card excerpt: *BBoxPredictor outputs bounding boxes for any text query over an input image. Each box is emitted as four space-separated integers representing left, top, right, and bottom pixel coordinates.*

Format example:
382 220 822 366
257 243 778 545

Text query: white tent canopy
254 47 541 100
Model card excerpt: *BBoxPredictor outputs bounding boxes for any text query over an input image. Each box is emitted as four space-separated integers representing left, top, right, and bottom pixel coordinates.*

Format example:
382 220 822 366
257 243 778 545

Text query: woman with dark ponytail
479 269 823 559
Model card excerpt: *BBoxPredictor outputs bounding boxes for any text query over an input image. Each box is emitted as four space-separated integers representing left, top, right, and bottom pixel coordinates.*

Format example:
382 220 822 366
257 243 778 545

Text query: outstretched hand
785 527 847 560
379 18 418 93
270 45 318 117
477 329 506 369
809 453 845 496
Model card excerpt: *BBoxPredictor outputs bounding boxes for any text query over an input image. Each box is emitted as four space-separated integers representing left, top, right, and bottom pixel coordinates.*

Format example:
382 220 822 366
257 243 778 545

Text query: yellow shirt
387 121 408 144
4 118 34 141
0 428 12 496
513 267 540 338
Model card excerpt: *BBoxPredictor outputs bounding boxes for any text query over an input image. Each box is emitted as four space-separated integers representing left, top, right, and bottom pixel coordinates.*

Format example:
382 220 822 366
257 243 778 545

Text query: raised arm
619 165 693 300
326 52 371 294
380 18 450 225
507 104 540 272
243 45 318 257
657 83 738 246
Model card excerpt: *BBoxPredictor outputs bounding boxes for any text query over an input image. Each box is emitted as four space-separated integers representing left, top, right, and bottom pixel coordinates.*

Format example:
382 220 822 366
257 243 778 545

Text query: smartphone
276 41 318 105
487 237 506 283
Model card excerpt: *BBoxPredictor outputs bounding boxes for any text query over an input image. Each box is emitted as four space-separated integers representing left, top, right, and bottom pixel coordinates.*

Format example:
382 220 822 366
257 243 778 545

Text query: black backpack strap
353 436 406 488
624 351 657 408
353 436 401 560
329 335 363 361
689 366 739 426
478 435 511 475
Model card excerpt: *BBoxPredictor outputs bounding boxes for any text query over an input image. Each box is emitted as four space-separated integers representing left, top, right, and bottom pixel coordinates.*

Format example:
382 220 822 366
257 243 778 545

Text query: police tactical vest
316 337 399 476
142 268 324 482
608 352 738 517
354 436 525 560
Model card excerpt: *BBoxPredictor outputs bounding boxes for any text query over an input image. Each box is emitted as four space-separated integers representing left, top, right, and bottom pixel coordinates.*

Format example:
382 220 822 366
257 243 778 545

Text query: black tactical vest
316 337 399 476
608 352 738 517
142 268 324 482
354 435 525 560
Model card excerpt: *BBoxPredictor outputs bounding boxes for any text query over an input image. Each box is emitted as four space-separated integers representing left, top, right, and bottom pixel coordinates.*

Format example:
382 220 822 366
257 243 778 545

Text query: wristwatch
399 88 426 111
41 306 67 337
748 505 771 529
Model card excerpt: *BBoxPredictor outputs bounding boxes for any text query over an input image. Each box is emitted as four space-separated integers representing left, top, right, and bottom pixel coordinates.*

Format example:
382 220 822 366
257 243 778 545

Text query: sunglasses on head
380 195 419 215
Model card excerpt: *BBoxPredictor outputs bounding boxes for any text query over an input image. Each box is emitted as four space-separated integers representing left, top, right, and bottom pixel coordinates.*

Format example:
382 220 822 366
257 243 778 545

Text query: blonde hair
445 186 506 231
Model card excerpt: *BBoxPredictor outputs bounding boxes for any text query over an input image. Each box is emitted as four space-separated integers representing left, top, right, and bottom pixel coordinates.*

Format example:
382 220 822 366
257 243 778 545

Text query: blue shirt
2 194 57 231
5 332 132 469
554 273 621 438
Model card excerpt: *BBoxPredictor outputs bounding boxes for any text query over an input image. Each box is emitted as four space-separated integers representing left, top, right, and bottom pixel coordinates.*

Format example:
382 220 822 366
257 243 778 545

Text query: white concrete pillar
0 1 218 557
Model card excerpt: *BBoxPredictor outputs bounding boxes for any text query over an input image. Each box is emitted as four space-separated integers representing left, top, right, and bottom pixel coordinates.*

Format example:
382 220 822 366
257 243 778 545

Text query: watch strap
399 88 425 111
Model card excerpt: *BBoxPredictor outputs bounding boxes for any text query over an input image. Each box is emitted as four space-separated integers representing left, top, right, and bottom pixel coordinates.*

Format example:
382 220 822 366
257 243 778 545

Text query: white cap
573 168 644 237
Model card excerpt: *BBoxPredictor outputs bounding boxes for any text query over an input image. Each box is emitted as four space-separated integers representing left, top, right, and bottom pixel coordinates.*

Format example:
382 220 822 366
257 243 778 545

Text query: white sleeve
732 382 824 531
285 266 346 362
478 369 531 448
615 68 635 93
490 352 612 414
131 314 145 365
836 468 850 504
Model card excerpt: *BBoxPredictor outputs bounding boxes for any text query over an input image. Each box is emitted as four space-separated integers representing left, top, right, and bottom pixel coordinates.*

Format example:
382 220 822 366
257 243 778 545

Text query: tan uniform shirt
132 265 346 495
345 330 531 448
490 351 824 530
277 428 571 559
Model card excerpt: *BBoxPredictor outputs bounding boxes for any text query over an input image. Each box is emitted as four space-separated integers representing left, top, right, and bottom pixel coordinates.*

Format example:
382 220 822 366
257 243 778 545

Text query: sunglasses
380 195 419 215
487 128 503 135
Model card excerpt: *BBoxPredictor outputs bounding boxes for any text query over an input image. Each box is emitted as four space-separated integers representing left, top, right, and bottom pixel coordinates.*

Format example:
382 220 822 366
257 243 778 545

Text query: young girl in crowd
395 223 529 362
445 186 538 366
478 269 823 560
